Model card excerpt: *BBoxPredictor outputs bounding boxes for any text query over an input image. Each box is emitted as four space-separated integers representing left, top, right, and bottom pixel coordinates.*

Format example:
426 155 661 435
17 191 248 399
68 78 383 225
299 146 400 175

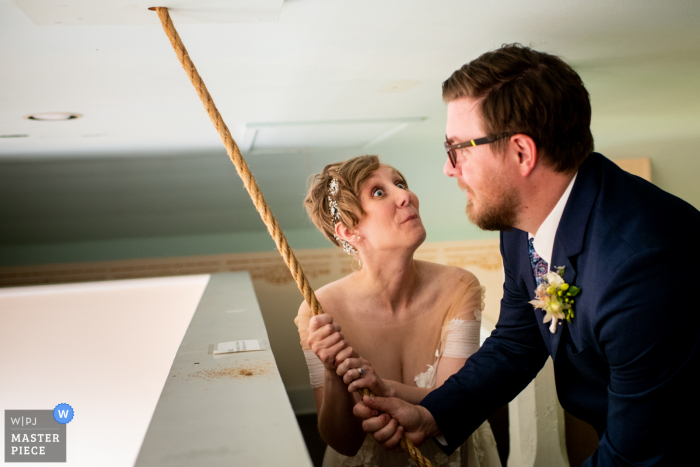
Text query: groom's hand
353 395 439 449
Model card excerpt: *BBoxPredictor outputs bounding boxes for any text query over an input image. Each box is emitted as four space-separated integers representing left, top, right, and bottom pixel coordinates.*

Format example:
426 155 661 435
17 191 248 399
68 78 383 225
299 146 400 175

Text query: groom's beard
459 179 519 232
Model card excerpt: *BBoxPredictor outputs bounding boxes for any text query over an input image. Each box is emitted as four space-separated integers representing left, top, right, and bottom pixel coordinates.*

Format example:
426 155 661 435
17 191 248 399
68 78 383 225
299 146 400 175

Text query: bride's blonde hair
304 155 407 247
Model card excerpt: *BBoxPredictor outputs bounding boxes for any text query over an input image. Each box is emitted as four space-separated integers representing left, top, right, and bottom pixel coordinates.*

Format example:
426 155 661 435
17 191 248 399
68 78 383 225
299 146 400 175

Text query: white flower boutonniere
529 266 581 333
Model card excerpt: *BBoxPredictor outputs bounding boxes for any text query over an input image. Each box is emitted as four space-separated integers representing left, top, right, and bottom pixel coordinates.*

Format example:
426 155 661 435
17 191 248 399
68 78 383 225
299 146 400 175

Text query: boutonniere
529 266 581 333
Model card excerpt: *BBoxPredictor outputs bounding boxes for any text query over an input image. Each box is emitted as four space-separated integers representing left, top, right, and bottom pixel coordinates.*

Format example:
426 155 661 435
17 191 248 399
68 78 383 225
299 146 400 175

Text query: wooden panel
613 157 651 181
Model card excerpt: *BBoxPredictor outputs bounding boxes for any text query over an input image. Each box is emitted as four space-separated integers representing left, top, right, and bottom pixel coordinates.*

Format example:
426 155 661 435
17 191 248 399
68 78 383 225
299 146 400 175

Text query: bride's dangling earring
351 253 362 271
351 236 362 271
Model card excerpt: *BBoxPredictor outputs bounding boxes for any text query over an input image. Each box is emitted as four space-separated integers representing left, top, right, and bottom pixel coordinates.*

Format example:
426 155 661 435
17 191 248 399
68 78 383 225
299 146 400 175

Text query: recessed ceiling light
24 112 82 121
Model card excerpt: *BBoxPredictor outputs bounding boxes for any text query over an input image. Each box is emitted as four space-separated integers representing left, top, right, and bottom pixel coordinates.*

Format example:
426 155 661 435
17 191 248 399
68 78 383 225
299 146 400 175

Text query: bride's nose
396 188 411 207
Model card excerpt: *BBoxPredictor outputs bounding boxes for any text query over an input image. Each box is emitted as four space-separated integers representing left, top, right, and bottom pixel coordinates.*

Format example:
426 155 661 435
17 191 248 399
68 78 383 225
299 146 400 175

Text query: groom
355 44 700 465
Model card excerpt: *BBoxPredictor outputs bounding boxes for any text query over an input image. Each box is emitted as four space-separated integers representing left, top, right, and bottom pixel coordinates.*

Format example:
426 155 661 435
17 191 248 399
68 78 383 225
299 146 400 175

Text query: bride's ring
358 368 364 376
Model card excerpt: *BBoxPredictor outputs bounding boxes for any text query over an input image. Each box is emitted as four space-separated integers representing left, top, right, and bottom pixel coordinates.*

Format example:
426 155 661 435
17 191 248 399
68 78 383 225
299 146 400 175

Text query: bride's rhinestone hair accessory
327 177 358 255
327 197 341 223
336 235 358 255
329 178 339 196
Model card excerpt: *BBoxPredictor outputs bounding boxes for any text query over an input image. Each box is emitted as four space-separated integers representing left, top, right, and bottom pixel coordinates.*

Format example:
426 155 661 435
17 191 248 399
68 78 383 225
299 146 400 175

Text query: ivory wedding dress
296 271 502 467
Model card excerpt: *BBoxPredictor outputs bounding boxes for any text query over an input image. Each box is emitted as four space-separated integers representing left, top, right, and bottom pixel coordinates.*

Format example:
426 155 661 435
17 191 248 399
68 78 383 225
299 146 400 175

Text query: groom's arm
585 247 699 466
420 231 549 454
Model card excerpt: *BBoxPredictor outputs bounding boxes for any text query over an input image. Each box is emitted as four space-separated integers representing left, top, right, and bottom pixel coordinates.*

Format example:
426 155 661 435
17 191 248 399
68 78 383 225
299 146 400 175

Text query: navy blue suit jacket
421 153 700 465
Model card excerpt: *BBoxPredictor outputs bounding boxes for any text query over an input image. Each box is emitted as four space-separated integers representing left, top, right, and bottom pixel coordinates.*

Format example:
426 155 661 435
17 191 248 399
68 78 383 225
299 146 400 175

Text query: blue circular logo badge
53 403 74 424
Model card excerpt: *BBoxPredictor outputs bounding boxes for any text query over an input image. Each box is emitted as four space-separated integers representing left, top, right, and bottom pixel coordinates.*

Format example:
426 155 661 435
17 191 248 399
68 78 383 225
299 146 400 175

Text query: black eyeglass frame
444 133 514 167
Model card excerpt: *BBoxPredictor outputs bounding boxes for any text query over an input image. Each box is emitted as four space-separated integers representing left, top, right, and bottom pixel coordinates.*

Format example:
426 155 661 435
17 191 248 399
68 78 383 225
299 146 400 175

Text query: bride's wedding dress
296 275 502 467
319 316 502 467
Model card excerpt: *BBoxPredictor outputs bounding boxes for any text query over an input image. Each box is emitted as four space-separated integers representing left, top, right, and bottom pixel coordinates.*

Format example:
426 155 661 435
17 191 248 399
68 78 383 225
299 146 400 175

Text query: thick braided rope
150 6 320 317
151 8 432 467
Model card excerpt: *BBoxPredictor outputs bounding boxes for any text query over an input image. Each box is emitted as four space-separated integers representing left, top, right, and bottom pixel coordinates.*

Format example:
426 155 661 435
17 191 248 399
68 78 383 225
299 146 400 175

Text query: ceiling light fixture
24 112 82 121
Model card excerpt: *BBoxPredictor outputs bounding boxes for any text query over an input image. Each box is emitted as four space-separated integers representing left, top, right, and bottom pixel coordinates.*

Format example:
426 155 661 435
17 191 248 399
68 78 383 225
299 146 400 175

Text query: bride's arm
306 313 366 456
385 380 430 404
340 356 468 405
390 356 468 404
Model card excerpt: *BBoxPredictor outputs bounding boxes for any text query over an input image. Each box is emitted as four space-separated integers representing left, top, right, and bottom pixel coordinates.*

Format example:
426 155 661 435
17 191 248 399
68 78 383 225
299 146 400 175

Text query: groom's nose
444 156 459 178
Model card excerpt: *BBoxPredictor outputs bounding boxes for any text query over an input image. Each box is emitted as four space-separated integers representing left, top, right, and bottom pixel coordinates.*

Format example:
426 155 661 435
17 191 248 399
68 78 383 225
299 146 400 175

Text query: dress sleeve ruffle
438 271 485 358
294 303 325 387
442 319 481 359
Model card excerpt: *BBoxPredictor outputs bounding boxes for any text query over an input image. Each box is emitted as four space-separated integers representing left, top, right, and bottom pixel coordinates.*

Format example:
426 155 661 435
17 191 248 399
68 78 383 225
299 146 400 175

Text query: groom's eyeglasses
444 133 513 167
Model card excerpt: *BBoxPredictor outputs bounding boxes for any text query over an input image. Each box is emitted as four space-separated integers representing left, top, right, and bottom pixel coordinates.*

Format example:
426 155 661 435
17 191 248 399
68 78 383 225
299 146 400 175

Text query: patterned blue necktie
528 238 549 286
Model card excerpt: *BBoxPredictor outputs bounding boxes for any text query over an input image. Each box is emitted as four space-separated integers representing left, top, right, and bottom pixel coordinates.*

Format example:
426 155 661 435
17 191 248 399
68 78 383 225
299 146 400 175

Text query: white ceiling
2 0 699 158
1 0 699 255
12 0 286 26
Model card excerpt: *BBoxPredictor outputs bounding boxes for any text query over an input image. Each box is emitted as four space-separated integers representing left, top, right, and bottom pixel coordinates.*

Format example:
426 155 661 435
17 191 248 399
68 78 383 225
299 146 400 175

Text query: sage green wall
1 118 698 269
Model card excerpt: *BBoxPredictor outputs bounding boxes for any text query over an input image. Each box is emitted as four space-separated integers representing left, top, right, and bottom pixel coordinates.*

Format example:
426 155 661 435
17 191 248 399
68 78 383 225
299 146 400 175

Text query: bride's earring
351 253 362 271
353 235 362 268
351 236 362 270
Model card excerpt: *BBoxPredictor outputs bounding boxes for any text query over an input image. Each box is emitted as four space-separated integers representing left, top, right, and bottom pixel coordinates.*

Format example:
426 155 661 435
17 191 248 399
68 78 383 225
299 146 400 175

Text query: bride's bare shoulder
416 260 481 289
297 274 357 316
416 262 483 320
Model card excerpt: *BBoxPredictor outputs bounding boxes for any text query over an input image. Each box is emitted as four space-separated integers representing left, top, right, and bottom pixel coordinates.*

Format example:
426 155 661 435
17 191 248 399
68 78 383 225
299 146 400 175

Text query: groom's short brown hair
443 44 594 173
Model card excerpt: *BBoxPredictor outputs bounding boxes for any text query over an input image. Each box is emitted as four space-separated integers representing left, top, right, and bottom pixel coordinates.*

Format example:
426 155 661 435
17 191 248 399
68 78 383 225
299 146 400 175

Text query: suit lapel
549 244 576 360
548 153 602 360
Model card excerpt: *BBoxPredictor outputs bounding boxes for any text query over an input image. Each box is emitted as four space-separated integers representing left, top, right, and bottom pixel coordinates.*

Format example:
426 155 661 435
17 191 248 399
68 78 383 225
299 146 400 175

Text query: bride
295 155 501 467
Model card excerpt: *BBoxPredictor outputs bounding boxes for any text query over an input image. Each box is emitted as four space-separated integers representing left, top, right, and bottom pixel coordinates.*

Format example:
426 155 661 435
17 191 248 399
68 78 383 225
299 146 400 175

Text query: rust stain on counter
188 361 275 381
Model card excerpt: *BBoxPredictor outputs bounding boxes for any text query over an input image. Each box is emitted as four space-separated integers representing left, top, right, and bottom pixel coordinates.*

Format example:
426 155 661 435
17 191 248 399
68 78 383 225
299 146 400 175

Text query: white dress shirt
528 172 578 270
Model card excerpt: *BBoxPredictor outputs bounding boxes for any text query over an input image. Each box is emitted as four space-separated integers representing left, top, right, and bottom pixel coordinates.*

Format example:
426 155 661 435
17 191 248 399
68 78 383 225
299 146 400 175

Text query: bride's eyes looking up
371 187 384 197
371 179 407 198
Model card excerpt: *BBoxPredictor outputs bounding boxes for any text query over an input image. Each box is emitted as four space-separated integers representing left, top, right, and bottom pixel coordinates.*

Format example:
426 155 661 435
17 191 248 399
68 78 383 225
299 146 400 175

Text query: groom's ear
511 134 538 177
